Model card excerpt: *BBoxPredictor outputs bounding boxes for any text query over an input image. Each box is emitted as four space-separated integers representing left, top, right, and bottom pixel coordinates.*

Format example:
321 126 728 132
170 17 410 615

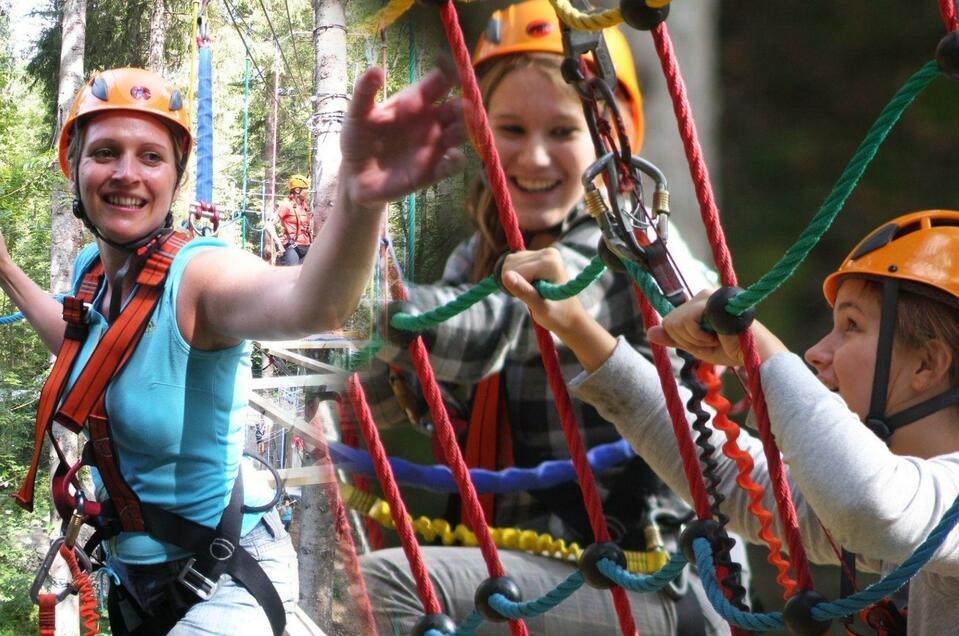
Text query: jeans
111 509 300 635
361 546 732 635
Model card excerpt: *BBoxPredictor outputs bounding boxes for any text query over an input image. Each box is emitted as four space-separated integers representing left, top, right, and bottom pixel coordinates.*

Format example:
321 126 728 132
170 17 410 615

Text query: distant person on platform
275 174 314 266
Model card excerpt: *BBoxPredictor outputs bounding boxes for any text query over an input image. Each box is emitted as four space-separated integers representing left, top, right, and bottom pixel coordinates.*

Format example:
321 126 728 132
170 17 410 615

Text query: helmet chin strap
864 278 959 442
72 193 173 322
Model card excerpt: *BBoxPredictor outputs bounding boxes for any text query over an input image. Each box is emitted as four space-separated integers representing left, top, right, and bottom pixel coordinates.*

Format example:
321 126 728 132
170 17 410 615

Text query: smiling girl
359 1 729 633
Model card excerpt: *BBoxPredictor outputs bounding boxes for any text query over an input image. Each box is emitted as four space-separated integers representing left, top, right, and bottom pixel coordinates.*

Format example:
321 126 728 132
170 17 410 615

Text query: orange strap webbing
464 373 513 522
15 232 188 515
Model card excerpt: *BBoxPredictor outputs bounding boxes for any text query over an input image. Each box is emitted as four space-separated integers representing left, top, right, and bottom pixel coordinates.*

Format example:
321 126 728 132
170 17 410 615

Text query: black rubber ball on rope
579 541 627 589
411 612 457 636
782 590 832 636
385 300 424 348
474 575 522 622
678 518 722 564
597 237 626 273
414 0 449 6
936 31 959 79
704 286 755 335
620 0 669 31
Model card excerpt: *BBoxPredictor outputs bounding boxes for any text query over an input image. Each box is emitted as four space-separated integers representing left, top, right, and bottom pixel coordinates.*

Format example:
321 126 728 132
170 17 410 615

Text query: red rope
440 3 637 631
635 294 712 516
405 338 529 636
347 374 443 616
649 22 814 592
939 0 959 31
337 396 385 550
740 331 814 591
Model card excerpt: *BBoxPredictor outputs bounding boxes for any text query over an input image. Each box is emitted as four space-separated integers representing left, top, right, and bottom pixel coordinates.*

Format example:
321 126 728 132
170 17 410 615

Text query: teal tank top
68 238 274 564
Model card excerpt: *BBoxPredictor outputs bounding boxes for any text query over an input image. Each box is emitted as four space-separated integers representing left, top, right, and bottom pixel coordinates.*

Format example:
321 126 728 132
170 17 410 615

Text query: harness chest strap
14 232 188 513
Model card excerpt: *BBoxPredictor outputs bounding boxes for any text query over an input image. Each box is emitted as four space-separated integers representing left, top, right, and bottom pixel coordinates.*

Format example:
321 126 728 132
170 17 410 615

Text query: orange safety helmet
473 0 644 150
823 210 959 306
58 67 192 180
288 175 309 191
822 209 959 442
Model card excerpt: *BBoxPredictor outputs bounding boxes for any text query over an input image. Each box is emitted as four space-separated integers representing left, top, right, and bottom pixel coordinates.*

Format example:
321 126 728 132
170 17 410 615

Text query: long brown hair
466 53 580 282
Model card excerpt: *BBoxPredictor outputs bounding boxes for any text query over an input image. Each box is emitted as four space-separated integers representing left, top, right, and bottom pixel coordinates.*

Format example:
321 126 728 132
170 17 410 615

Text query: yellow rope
547 0 622 31
341 482 670 574
357 0 415 36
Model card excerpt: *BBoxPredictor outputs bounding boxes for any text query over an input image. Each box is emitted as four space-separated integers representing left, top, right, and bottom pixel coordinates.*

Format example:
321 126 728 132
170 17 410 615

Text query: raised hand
340 66 466 208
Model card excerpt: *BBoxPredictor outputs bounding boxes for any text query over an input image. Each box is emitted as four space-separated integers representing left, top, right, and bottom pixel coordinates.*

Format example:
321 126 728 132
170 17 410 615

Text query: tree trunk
50 3 86 634
146 0 166 74
296 1 348 630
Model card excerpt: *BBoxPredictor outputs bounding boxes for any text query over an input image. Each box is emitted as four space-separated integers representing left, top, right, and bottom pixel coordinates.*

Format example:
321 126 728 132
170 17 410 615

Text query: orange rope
59 544 100 635
697 364 798 598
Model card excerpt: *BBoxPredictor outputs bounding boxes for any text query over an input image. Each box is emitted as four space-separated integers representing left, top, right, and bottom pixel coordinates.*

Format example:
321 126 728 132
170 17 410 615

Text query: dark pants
279 244 309 266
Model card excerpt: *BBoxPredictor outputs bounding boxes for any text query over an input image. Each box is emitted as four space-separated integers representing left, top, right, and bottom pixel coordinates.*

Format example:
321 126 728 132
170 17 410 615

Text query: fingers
503 248 568 286
417 64 458 105
501 270 540 304
348 67 385 118
647 325 678 348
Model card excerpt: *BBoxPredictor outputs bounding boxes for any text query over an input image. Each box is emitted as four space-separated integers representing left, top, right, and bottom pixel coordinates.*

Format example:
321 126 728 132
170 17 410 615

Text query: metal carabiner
30 537 94 604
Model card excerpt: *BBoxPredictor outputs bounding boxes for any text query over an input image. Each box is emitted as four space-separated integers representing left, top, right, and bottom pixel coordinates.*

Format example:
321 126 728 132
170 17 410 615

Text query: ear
911 338 954 392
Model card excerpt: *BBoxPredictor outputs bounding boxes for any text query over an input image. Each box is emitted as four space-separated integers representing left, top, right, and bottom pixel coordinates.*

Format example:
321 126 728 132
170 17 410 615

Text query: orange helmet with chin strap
473 0 644 151
58 67 192 180
822 209 959 442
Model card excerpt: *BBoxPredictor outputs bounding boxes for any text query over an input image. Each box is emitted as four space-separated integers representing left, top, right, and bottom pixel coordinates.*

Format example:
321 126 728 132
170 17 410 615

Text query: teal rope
533 256 607 300
392 278 499 332
623 260 675 316
598 552 687 592
726 60 940 316
489 571 585 620
391 257 608 333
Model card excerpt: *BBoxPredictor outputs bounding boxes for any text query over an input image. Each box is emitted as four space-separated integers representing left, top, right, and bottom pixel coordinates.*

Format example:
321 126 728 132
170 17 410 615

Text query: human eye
141 151 165 164
89 146 115 160
551 126 578 138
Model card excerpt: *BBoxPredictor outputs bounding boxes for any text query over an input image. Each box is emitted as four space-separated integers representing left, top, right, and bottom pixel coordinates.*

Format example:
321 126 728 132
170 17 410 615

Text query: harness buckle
176 557 219 600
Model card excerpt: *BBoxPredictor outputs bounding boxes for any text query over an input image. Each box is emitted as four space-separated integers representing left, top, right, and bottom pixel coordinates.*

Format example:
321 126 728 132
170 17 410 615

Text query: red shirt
276 196 312 246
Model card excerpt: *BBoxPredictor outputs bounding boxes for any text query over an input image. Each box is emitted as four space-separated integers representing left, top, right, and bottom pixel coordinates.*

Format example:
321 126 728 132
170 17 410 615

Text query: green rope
623 260 675 317
726 60 940 316
391 256 608 332
341 336 386 371
534 256 607 300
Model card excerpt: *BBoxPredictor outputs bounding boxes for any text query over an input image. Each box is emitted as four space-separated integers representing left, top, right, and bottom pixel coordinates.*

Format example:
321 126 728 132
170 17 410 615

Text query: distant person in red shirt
275 174 313 265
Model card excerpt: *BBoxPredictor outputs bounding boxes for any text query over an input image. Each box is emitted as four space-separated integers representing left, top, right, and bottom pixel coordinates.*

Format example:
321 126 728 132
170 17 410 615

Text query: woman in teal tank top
0 65 465 635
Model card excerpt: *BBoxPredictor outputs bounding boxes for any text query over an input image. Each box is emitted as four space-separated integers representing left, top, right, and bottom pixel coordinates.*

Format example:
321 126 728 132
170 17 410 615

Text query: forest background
0 0 956 633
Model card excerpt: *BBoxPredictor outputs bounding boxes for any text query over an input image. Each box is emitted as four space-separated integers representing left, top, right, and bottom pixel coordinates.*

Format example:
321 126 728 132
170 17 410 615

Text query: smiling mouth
511 177 560 194
104 195 147 208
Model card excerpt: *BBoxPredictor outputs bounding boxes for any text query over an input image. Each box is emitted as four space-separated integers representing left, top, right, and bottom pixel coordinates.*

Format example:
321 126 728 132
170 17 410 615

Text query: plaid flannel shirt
362 215 717 542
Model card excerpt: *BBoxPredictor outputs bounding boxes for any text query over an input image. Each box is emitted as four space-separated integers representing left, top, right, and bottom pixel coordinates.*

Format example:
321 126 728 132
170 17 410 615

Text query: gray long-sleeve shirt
571 339 959 635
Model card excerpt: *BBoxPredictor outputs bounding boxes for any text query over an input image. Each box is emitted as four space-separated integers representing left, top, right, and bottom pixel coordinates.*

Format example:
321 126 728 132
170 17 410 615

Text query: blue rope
598 553 687 592
694 538 785 631
488 571 585 620
451 611 485 635
327 437 635 494
811 491 959 621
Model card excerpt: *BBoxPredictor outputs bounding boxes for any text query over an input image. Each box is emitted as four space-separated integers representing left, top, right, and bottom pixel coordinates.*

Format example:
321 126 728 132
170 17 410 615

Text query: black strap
839 548 857 624
864 279 900 441
886 385 959 432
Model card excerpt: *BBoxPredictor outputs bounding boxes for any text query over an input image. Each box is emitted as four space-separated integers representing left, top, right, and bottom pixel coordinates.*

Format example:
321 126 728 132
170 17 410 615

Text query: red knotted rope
649 22 814 592
60 543 99 635
336 396 385 550
348 374 444 617
440 2 638 631
939 0 959 31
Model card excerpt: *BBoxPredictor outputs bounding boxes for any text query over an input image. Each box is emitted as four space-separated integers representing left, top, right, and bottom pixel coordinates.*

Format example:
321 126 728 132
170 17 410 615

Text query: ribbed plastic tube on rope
326 437 635 493
195 45 214 206
650 21 814 594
